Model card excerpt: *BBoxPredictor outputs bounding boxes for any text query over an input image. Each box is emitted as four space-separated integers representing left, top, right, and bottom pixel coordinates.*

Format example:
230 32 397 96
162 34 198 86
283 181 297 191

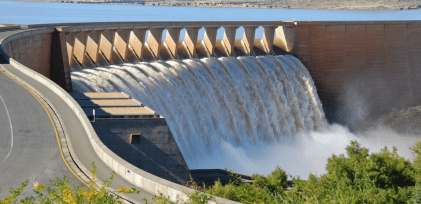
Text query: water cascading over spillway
71 55 328 171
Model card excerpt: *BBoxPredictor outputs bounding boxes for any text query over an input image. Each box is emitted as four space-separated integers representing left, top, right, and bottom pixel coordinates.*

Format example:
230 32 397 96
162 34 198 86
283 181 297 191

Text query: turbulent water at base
71 55 328 174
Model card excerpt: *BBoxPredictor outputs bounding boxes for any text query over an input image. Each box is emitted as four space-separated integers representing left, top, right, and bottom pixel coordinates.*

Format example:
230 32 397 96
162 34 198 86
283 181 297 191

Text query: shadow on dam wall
2 21 421 129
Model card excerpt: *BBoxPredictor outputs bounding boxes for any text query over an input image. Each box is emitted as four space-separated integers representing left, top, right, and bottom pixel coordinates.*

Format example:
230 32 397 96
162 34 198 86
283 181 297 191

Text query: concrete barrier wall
0 28 239 204
293 21 421 124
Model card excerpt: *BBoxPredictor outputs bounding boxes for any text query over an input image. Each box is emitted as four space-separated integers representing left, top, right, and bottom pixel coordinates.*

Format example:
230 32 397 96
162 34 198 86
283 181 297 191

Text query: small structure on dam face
70 92 190 184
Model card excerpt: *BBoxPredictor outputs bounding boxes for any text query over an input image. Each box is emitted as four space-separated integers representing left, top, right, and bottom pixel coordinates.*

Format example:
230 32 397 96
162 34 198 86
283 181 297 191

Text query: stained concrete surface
91 119 190 184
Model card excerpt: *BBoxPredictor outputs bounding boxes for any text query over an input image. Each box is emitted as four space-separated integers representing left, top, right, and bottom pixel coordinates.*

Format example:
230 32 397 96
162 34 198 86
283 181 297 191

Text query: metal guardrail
28 21 295 31
0 25 24 32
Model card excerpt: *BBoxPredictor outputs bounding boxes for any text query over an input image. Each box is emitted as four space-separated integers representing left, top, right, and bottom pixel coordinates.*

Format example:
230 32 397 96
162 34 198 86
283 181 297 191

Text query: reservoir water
1 0 421 25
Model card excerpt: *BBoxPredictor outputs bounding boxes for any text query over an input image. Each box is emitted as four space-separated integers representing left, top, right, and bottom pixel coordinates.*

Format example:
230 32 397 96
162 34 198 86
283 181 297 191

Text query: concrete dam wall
2 21 421 124
294 21 421 125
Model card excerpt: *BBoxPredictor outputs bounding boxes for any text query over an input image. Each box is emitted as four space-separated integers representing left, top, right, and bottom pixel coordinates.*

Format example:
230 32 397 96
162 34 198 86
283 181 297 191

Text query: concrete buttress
65 32 76 68
164 27 182 59
262 26 276 54
114 29 131 62
129 28 146 61
243 26 258 55
85 30 101 65
275 25 295 52
99 29 117 63
222 26 238 56
203 27 218 57
184 27 200 58
64 33 75 65
146 28 164 60
73 31 89 67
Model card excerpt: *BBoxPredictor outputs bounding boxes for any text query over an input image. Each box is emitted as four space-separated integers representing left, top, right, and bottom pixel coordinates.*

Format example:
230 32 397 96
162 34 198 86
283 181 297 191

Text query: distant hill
10 0 421 10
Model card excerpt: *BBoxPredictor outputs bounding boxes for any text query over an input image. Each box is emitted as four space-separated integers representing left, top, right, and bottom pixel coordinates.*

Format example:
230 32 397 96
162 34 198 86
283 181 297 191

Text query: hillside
10 0 421 10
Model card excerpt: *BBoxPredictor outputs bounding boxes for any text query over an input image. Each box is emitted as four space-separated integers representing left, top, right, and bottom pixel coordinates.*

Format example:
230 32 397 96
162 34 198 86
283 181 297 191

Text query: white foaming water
201 124 420 179
71 55 419 178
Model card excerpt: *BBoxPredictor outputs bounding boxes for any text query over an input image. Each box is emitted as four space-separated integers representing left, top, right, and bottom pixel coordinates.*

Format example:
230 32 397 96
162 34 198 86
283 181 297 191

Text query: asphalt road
0 63 82 199
0 29 158 203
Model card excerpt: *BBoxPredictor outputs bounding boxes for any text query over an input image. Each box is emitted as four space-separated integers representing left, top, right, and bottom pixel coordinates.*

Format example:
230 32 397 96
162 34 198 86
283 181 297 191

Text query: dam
3 21 420 123
1 20 421 203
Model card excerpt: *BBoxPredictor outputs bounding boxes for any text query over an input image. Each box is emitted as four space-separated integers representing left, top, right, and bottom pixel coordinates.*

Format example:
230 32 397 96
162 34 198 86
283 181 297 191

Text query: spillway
71 55 327 166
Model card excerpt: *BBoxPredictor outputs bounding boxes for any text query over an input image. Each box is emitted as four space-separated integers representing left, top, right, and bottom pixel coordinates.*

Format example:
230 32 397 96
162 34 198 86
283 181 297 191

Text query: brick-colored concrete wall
91 119 190 184
3 32 52 78
293 21 421 124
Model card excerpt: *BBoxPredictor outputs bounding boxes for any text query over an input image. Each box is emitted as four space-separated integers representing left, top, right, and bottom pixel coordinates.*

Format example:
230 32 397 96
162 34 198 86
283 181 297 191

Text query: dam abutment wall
0 27 73 91
293 21 421 125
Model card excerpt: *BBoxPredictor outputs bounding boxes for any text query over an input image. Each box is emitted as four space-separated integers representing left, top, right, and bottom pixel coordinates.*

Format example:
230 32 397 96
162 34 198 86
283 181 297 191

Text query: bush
200 141 421 204
152 175 216 204
3 141 421 203
201 166 288 203
0 162 139 204
285 141 416 203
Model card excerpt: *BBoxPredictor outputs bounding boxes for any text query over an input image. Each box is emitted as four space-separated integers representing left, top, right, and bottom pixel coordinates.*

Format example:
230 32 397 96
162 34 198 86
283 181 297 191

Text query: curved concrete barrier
0 27 240 204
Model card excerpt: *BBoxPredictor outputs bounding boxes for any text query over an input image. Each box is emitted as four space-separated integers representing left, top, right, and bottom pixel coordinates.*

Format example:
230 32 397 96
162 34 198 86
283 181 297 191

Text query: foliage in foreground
3 141 421 204
287 141 416 203
182 141 421 204
0 162 139 204
151 175 216 204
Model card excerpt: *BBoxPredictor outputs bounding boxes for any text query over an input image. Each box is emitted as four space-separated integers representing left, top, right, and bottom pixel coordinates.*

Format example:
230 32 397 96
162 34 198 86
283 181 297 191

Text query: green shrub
203 166 288 203
201 141 420 204
3 140 421 203
287 141 416 203
0 162 139 204
152 175 215 204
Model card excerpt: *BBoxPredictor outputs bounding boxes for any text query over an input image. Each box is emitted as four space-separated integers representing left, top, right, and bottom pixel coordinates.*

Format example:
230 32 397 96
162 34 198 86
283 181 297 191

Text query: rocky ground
9 0 421 10
367 106 421 135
